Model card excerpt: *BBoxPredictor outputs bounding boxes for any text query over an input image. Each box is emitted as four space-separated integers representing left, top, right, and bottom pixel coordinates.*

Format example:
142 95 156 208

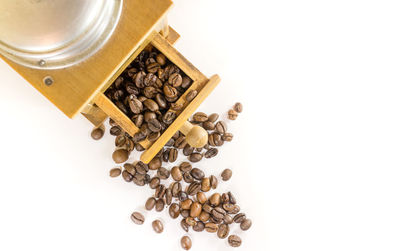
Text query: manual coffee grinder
0 0 220 163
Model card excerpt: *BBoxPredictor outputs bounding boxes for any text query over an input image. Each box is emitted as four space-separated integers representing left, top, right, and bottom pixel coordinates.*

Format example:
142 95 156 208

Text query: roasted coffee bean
171 166 182 181
198 211 210 222
149 177 160 189
148 119 162 132
171 182 182 197
110 126 122 136
209 133 223 146
115 101 128 114
144 111 157 122
179 162 192 173
162 148 170 162
133 177 145 186
183 145 194 156
190 168 205 180
185 90 197 102
181 236 192 250
135 162 149 174
183 172 195 183
91 126 104 140
212 207 226 219
195 147 203 152
202 121 215 130
134 172 146 181
122 170 133 182
222 132 233 141
202 204 213 214
169 148 178 162
145 197 156 210
165 138 175 146
222 193 230 204
162 111 176 124
228 109 238 120
163 84 178 98
223 203 237 214
148 157 162 170
228 191 237 204
204 148 218 158
174 136 187 149
230 205 241 214
196 192 207 204
217 224 230 239
190 202 202 218
185 217 197 227
134 71 146 88
178 191 188 202
208 113 219 122
210 175 218 189
223 214 233 224
130 212 145 225
193 221 205 232
170 102 183 111
210 215 223 224
124 163 136 175
193 112 208 122
155 184 166 199
210 193 221 206
169 203 180 219
181 76 192 89
165 188 172 205
126 83 139 95
132 114 144 127
128 98 143 114
155 199 165 212
215 121 228 134
189 153 203 162
109 167 122 177
114 76 124 88
155 54 166 66
233 102 242 113
228 235 242 247
187 181 201 196
240 218 252 231
155 148 164 158
180 219 190 232
205 222 218 233
133 131 146 143
172 131 180 139
152 220 164 233
201 177 211 192
180 209 190 218
144 174 151 184
221 169 232 181
168 72 183 87
146 62 161 73
143 86 158 99
148 131 160 142
233 213 246 223
181 199 193 210
155 93 167 109
157 167 170 179
143 99 159 112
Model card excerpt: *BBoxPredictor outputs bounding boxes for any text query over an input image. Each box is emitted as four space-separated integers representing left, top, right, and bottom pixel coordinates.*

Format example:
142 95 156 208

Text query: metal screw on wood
43 76 54 86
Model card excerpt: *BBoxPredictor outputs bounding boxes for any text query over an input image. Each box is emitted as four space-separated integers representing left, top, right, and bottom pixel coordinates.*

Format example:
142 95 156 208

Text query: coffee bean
157 167 170 179
169 203 180 219
233 213 246 223
165 188 172 205
215 121 228 134
133 114 144 127
207 113 219 123
185 217 197 227
221 169 232 181
202 121 215 130
222 132 233 141
171 166 183 181
174 136 187 149
147 131 160 142
185 90 197 102
149 157 162 170
143 99 159 112
169 148 178 162
155 54 166 66
148 119 162 132
187 181 201 196
149 177 160 189
163 84 178 98
181 76 192 89
228 235 242 247
181 145 193 156
183 172 195 183
128 98 143 114
135 143 145 152
115 135 126 147
155 184 166 199
133 176 145 186
155 199 165 212
233 102 243 113
228 109 238 120
210 193 221 206
146 62 160 73
205 148 218 158
201 177 211 192
178 191 188 202
223 214 233 224
171 182 182 197
165 138 175 147
179 162 192 172
130 212 145 225
181 209 190 218
210 215 223 224
152 220 164 233
190 202 202 218
162 148 170 162
162 111 176 124
209 133 223 146
122 170 133 182
193 112 208 122
222 193 229 204
217 224 230 239
205 222 218 233
228 191 237 204
135 162 148 175
144 111 156 122
91 126 104 140
133 131 146 143
124 163 136 175
145 197 156 210
189 153 203 162
240 218 252 231
181 236 192 250
202 204 213 214
199 211 210 222
210 175 218 189
181 199 193 210
223 203 237 214
170 102 183 111
143 86 157 99
212 207 226 220
190 168 205 180
168 72 183 87
196 192 207 204
180 219 190 232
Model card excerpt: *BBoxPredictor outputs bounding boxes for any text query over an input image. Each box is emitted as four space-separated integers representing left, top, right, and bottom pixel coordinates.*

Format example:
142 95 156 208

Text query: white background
1 0 400 250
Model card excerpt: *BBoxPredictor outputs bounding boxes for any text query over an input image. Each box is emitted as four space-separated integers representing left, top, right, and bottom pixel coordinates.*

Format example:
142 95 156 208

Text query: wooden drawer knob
179 121 208 148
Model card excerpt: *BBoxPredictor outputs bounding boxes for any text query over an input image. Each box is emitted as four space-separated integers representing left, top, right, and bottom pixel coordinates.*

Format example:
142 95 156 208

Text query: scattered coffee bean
187 182 201 196
193 112 208 122
205 222 218 233
210 175 218 189
217 224 230 239
178 191 189 201
112 149 129 163
190 168 205 180
171 166 183 181
152 220 164 233
196 192 207 204
228 235 242 247
91 126 104 140
110 126 122 136
221 169 232 181
222 133 233 141
183 172 195 183
208 113 219 122
228 109 238 120
165 188 172 205
109 167 122 177
185 89 197 102
180 219 189 232
181 209 190 218
210 193 221 206
122 170 133 182
169 203 180 219
190 202 202 218
233 213 246 223
240 218 252 231
199 211 210 222
155 199 165 212
157 167 170 179
205 148 218 158
223 214 234 224
201 177 211 192
130 212 145 225
185 217 197 227
169 148 178 162
215 121 227 134
148 157 162 170
233 102 243 113
179 162 192 172
181 236 192 250
189 153 203 162
202 121 215 130
183 145 194 156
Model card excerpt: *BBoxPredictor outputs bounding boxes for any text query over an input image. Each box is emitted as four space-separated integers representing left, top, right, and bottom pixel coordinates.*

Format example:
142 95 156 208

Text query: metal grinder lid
0 0 123 69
